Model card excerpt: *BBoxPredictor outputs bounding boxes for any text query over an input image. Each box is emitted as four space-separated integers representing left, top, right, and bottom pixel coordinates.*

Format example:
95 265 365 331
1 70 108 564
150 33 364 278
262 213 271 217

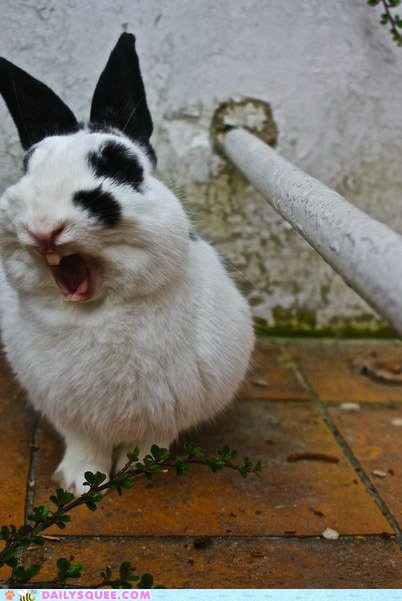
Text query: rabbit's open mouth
49 254 94 302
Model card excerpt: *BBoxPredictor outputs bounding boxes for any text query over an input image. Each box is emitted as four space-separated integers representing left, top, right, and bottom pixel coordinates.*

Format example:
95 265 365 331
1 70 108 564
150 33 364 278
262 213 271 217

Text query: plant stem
0 451 261 567
380 0 402 44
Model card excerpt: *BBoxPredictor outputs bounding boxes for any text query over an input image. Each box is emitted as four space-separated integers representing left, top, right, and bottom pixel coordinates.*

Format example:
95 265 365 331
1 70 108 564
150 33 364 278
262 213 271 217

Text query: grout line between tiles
279 345 402 550
24 416 42 521
31 533 397 542
239 396 402 408
324 400 402 409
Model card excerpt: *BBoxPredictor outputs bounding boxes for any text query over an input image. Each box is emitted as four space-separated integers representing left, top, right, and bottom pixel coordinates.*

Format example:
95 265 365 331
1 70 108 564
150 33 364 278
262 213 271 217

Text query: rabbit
0 33 254 495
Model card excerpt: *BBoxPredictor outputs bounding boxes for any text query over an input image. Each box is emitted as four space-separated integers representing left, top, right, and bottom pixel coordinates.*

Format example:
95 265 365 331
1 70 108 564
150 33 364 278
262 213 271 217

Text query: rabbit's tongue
49 254 91 302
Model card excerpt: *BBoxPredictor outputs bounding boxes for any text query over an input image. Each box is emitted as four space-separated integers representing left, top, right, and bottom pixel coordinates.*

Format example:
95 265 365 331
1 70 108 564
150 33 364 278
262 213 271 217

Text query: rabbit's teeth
46 253 61 266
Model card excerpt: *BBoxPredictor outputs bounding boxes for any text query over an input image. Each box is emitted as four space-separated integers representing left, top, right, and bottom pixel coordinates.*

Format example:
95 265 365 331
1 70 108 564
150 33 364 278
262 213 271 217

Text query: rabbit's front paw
54 436 113 496
53 456 111 496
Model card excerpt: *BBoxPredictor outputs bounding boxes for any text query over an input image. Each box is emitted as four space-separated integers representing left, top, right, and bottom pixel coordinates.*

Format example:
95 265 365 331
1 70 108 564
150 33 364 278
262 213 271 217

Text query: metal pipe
222 127 402 336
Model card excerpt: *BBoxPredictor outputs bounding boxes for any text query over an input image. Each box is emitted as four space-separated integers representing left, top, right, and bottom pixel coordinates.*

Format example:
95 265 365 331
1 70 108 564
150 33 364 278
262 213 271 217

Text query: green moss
320 284 330 304
254 311 397 339
271 305 317 331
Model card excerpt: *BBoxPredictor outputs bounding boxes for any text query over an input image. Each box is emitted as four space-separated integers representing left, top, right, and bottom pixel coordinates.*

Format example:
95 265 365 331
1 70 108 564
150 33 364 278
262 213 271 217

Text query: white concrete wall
1 0 401 333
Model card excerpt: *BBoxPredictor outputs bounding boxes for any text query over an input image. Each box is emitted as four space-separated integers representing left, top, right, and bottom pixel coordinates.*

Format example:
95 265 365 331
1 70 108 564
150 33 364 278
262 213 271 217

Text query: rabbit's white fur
0 130 254 494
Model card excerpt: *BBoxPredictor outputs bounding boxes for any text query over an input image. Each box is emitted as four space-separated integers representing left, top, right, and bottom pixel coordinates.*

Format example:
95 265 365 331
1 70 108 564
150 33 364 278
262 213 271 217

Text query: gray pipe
222 127 402 336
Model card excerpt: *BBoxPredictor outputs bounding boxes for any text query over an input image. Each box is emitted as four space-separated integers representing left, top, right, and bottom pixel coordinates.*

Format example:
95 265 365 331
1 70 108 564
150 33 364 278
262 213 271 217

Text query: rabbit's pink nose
28 224 66 254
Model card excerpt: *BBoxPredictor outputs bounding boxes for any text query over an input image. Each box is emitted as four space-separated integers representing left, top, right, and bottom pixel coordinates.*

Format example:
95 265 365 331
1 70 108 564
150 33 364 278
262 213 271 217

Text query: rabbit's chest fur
1 241 253 447
2 282 198 444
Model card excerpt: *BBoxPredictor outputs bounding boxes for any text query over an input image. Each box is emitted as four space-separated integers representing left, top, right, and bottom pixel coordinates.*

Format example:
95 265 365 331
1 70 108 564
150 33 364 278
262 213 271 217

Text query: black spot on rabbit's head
72 184 121 227
88 140 144 191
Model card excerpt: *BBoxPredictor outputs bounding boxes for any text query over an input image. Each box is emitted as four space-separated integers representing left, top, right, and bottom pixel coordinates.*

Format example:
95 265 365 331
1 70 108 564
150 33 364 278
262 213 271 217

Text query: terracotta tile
329 405 402 528
239 340 308 400
286 339 402 402
33 401 391 536
25 536 402 588
0 354 36 527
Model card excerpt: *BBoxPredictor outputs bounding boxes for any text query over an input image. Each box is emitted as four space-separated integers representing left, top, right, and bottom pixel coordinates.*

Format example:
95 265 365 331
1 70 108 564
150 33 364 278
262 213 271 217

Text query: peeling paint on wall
211 98 278 150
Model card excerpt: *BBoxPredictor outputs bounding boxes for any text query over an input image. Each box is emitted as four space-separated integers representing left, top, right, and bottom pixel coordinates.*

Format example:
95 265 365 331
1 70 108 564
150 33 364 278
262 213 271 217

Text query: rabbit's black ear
0 58 78 151
90 33 154 152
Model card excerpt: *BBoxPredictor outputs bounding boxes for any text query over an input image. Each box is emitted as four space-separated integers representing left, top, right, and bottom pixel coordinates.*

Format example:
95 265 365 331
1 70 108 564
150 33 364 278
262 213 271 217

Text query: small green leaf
138 573 154 589
50 488 75 507
150 444 161 459
59 514 71 523
28 505 50 522
175 461 190 476
120 478 134 489
149 464 163 472
119 561 133 579
0 525 10 540
24 563 42 580
238 466 248 478
67 562 83 578
32 536 45 545
206 458 225 472
82 469 107 488
56 557 71 573
85 491 103 503
183 442 204 459
126 447 140 462
13 565 29 582
84 471 95 485
117 561 139 585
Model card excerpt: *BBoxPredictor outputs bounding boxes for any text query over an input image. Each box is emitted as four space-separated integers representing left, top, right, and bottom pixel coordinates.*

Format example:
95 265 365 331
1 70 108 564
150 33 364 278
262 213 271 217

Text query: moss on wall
254 314 395 339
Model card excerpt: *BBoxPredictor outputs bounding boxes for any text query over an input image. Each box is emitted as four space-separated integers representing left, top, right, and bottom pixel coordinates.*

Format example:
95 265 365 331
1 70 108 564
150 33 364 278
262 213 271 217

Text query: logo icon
18 593 35 601
5 592 14 601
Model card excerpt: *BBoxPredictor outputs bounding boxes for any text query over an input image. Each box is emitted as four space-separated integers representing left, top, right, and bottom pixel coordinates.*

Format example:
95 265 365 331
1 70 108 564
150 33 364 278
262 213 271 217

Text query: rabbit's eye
88 140 143 191
73 185 121 227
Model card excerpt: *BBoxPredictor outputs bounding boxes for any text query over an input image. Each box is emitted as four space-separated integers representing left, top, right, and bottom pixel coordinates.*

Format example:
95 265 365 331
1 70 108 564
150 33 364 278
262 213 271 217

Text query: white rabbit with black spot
0 33 254 495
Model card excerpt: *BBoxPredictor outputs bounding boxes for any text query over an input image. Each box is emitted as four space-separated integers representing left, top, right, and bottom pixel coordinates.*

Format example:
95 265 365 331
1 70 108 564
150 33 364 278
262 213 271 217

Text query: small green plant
0 443 262 588
368 0 402 46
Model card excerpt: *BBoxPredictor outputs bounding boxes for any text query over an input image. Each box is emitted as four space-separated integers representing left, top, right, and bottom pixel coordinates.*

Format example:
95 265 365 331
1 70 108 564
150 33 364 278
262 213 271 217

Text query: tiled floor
0 339 401 587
